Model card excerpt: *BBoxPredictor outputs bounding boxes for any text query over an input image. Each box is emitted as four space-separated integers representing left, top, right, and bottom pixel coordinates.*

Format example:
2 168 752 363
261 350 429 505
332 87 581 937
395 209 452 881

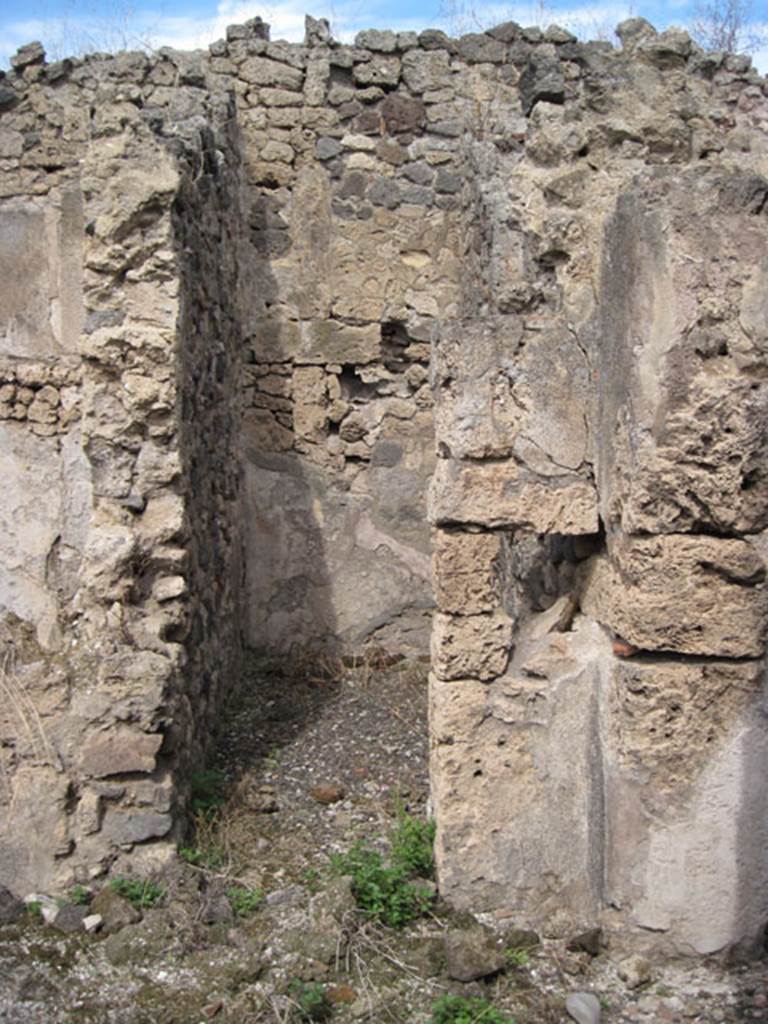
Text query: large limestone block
432 610 513 681
432 318 590 471
0 193 83 357
617 371 768 535
582 535 768 657
428 458 598 533
593 173 768 535
433 529 502 614
603 657 768 955
431 619 610 930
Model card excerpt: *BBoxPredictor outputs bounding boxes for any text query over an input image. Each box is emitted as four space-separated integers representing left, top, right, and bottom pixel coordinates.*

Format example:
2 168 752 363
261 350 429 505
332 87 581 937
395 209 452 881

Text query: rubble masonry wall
1 14 767 956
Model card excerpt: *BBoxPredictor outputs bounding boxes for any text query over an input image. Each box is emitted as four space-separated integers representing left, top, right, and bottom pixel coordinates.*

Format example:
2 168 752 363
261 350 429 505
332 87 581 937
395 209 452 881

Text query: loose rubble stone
444 925 506 981
89 890 142 935
51 903 89 934
619 955 653 990
566 992 601 1024
0 887 23 925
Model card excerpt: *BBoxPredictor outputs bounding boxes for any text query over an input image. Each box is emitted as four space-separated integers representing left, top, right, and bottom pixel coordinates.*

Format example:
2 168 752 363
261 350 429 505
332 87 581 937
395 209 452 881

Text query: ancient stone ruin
1 12 767 959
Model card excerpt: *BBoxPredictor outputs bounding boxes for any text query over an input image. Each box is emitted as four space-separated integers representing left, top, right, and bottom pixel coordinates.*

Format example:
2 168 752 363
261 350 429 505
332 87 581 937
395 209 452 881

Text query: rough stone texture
423 16 768 961
1 15 768 962
0 52 243 895
603 657 768 957
582 535 768 657
444 925 506 980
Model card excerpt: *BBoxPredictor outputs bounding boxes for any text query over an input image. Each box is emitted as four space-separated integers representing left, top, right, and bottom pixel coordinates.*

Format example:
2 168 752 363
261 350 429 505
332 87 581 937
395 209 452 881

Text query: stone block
432 319 589 471
582 535 768 658
428 458 599 534
355 29 397 52
433 529 502 614
80 730 164 778
431 625 607 931
432 610 513 681
296 321 380 364
352 56 400 87
402 50 451 93
0 195 83 358
240 56 303 90
603 656 768 954
101 810 172 846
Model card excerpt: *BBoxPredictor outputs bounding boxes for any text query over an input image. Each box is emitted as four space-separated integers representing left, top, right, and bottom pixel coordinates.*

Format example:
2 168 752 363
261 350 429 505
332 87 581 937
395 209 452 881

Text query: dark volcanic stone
519 53 566 115
0 885 24 926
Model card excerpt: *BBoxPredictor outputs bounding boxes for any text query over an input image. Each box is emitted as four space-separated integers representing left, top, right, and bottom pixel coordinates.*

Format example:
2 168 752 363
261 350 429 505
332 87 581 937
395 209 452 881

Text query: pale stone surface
0 196 83 358
429 458 599 533
433 318 590 470
602 657 768 956
581 536 768 657
432 610 513 681
433 529 501 614
431 620 612 931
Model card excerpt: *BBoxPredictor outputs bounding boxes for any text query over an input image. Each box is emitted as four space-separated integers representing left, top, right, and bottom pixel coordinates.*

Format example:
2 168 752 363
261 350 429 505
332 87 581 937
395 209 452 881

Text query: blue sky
0 0 766 70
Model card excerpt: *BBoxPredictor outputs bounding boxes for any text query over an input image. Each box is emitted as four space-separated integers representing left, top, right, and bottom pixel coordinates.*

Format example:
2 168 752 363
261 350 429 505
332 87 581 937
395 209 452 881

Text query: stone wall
0 43 244 891
427 18 768 957
1 13 768 958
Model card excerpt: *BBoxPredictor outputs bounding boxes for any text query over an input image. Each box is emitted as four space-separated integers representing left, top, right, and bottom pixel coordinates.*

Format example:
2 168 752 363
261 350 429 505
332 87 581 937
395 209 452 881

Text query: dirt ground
0 650 766 1023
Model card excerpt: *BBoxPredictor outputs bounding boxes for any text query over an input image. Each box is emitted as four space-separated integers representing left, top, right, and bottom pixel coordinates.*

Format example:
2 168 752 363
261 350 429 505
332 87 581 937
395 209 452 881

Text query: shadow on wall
735 679 768 965
240 187 340 656
239 182 435 659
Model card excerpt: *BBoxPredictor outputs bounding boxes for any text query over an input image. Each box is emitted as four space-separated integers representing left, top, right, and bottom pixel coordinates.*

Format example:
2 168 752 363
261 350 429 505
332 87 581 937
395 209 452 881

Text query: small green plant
331 842 433 928
289 979 332 1021
429 994 516 1024
226 886 263 917
70 885 91 906
189 768 227 819
301 867 322 893
109 876 165 910
179 844 225 870
25 900 42 920
505 947 530 968
391 809 436 879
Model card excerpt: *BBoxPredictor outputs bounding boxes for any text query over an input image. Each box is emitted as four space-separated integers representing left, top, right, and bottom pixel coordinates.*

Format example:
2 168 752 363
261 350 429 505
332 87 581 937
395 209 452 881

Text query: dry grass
0 647 57 800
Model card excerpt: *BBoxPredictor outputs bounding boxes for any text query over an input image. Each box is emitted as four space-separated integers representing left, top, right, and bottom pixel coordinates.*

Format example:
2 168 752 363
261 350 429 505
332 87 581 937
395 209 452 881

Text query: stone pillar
429 164 768 957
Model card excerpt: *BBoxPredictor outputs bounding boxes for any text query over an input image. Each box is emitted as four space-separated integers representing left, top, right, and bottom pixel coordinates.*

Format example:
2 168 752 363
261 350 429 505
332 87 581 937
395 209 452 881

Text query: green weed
109 876 165 910
25 900 42 920
289 979 332 1021
226 886 263 917
331 842 433 928
505 947 530 968
391 809 436 879
189 768 227 819
301 867 322 893
69 885 91 906
179 844 225 870
429 993 516 1024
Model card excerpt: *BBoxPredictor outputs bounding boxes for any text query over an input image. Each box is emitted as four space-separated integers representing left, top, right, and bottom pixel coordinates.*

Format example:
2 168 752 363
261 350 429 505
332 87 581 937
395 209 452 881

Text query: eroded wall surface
0 44 244 892
1 15 768 957
427 18 768 957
